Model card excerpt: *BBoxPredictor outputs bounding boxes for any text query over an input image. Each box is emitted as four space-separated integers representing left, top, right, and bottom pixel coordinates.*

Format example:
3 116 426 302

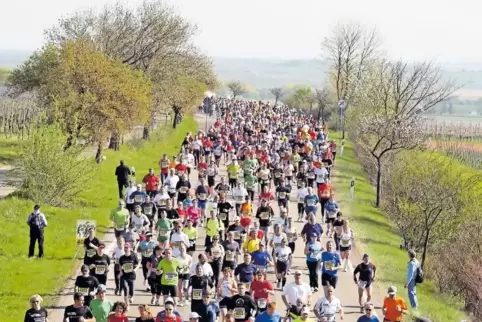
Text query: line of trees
4 0 216 205
325 23 482 318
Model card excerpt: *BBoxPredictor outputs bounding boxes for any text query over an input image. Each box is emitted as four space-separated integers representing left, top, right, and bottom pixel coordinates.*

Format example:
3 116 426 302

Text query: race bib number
235 196 244 202
257 298 267 308
168 186 176 193
341 239 351 247
212 248 222 258
95 265 106 275
134 195 143 203
274 173 282 178
233 231 241 240
307 199 315 206
142 249 153 257
165 272 177 281
298 197 305 203
324 261 334 271
198 193 207 200
192 289 203 300
234 308 245 319
172 241 182 248
278 192 286 199
260 212 269 220
180 265 189 274
327 211 336 218
179 187 188 193
143 207 153 215
159 228 170 237
122 263 134 273
225 251 235 261
358 281 367 289
244 282 251 289
308 173 315 179
261 173 269 181
77 287 89 294
115 222 125 230
86 249 96 257
219 212 227 221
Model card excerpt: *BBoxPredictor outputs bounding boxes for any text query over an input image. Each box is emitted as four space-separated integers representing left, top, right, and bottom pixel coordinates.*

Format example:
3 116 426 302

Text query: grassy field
330 132 468 322
0 117 197 322
0 137 24 167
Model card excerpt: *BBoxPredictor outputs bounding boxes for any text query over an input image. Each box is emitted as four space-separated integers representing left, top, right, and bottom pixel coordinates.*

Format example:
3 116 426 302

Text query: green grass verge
0 117 197 322
0 137 24 166
330 132 468 322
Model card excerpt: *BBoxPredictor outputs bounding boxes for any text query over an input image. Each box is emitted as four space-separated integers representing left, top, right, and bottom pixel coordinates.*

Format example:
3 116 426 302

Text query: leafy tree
10 39 153 161
382 152 481 269
7 45 59 98
44 0 217 136
227 81 247 99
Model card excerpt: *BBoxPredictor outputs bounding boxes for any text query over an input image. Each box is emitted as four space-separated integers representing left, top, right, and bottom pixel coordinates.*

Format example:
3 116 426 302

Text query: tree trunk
108 133 120 151
274 98 278 106
421 229 430 270
64 135 74 151
172 111 178 129
143 125 149 140
376 157 382 207
95 141 103 164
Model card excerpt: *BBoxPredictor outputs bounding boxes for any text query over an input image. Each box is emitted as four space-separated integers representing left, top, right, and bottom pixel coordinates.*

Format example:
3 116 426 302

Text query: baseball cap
146 232 153 237
165 297 175 305
294 270 302 276
301 307 310 315
310 232 318 237
97 284 107 293
190 312 200 319
363 253 369 259
388 286 397 295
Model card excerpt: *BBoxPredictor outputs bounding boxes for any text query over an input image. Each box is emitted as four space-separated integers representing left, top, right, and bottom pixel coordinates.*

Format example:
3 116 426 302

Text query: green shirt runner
90 298 113 322
110 208 129 230
157 258 181 286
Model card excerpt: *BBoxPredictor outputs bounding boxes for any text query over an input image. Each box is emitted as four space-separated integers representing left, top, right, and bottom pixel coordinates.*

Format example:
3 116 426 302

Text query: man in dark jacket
115 160 132 198
27 205 48 258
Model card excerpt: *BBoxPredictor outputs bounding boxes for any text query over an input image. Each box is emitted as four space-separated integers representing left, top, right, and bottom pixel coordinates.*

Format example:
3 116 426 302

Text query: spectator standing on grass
405 249 420 309
115 160 132 199
27 204 47 258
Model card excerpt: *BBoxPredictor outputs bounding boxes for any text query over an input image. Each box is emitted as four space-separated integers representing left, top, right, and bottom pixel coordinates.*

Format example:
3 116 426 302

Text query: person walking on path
27 204 47 258
405 249 420 309
115 160 132 199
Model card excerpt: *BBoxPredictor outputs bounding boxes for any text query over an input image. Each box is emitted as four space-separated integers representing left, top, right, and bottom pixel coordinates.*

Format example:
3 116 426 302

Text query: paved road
49 114 379 321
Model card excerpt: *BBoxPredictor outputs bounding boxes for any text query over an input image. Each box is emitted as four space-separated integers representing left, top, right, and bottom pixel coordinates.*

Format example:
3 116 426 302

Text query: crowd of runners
25 98 423 322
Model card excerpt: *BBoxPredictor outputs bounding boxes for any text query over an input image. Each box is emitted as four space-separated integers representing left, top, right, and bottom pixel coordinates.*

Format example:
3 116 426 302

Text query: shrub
19 125 96 206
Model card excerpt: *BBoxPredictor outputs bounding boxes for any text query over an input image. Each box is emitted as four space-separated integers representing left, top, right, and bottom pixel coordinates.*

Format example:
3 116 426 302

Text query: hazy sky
0 0 479 62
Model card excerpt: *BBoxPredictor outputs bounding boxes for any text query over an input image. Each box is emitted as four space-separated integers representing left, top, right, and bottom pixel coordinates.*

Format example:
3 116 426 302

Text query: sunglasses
165 308 173 311
31 301 39 303
365 309 372 311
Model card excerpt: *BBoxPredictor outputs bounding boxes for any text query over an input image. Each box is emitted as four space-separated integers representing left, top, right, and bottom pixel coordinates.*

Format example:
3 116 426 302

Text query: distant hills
3 49 482 99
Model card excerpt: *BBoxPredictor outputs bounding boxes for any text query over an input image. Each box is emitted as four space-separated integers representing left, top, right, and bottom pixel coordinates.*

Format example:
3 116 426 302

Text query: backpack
415 264 424 284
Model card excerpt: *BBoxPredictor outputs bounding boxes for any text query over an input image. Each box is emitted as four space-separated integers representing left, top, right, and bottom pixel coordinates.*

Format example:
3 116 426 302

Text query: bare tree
227 81 247 99
269 87 284 106
321 22 382 138
313 88 330 121
353 59 457 207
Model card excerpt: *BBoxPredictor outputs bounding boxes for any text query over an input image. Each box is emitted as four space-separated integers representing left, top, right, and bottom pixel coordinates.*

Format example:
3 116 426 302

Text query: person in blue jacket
320 241 342 296
255 302 281 322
